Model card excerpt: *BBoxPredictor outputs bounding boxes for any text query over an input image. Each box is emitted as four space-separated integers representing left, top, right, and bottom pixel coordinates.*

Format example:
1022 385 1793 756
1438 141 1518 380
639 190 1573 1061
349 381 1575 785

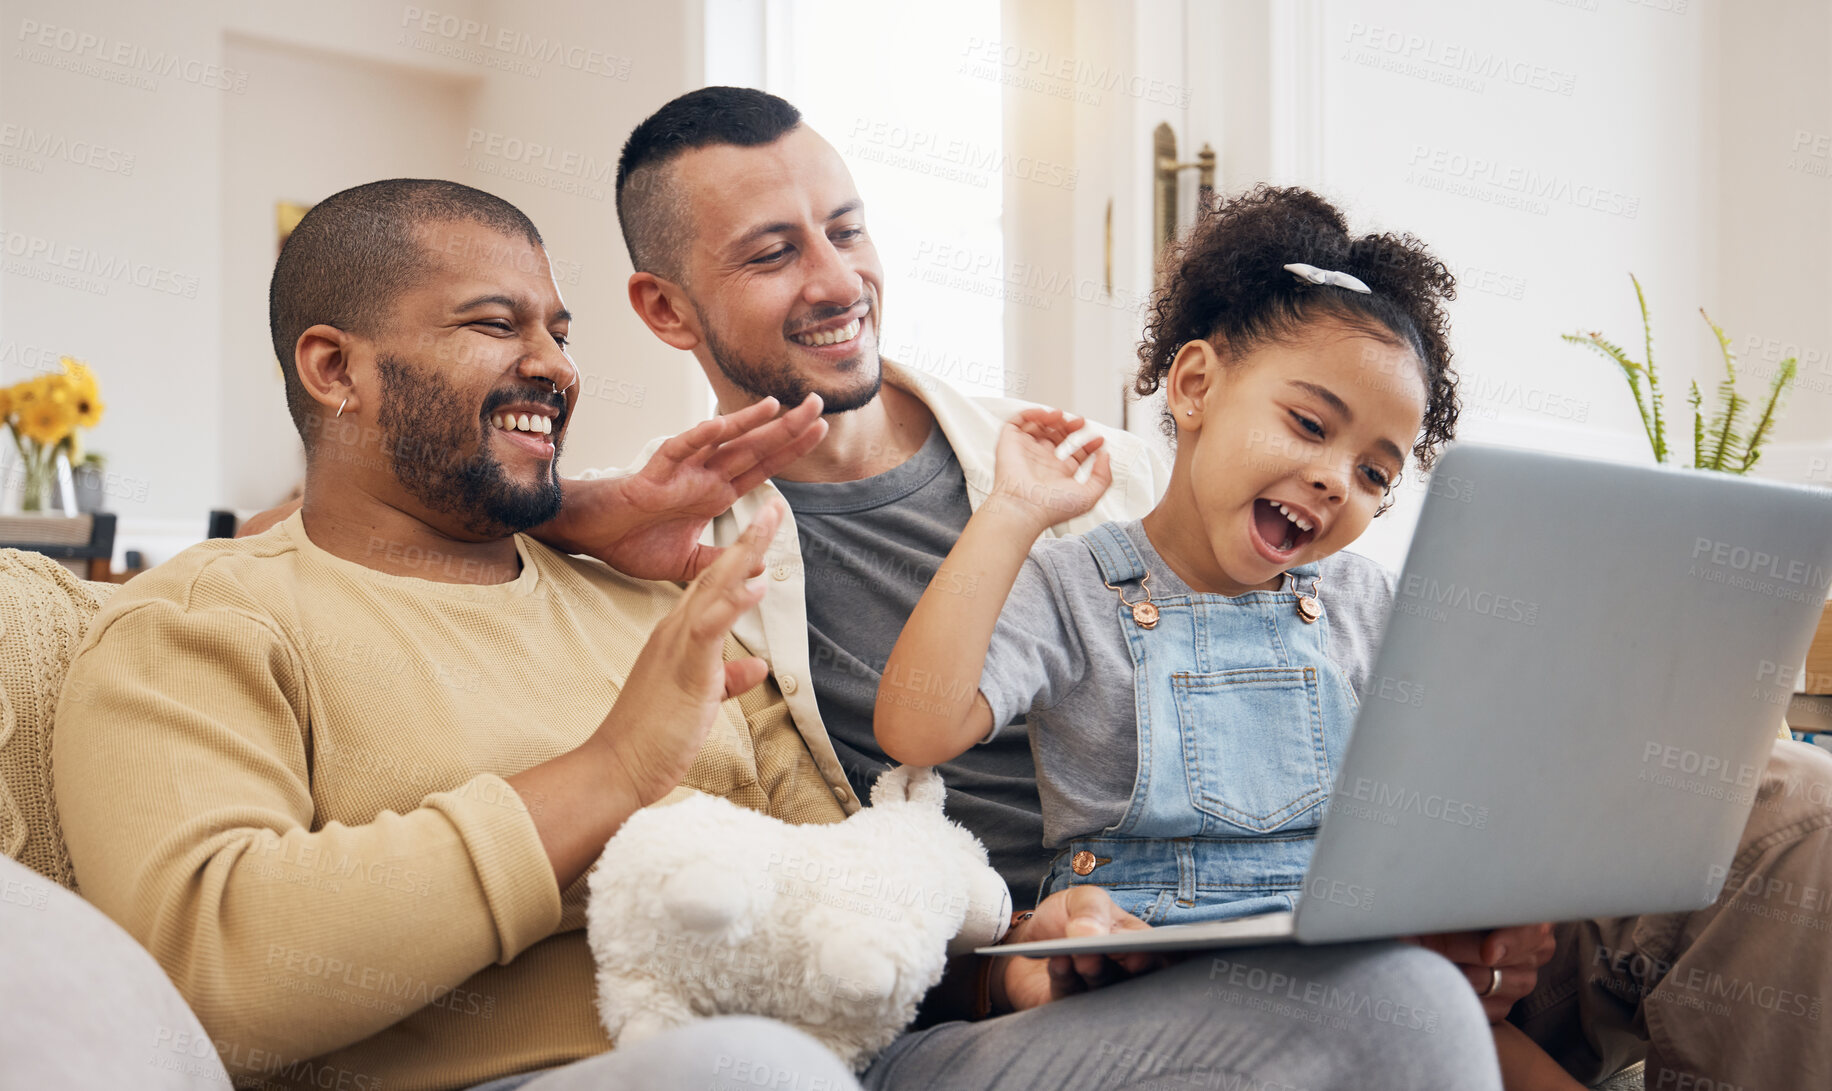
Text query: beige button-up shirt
583 360 1171 812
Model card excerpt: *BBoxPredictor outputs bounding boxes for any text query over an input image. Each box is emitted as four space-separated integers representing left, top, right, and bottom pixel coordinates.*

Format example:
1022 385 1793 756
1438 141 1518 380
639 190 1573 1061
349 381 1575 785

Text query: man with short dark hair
549 86 1173 903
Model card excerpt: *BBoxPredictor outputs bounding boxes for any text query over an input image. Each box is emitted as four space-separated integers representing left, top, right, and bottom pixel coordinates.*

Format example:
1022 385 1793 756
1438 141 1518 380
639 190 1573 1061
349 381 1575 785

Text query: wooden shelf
0 513 115 581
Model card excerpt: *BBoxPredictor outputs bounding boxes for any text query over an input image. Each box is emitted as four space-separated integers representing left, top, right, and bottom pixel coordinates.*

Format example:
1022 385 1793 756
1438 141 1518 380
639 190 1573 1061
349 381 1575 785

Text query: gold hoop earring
336 397 348 418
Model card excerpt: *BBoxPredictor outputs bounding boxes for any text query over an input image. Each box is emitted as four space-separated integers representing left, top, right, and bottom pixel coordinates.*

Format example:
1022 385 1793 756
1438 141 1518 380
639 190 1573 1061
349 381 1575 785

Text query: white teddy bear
585 764 1013 1071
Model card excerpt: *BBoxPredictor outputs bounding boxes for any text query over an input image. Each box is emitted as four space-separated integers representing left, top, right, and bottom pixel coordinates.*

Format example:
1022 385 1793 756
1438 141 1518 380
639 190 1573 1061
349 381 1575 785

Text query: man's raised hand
540 395 826 581
596 501 784 810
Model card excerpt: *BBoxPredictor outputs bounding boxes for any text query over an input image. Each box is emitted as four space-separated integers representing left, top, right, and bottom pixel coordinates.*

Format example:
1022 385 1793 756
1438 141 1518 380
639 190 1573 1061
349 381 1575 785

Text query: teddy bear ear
913 768 947 807
870 765 912 806
871 763 942 806
870 764 953 808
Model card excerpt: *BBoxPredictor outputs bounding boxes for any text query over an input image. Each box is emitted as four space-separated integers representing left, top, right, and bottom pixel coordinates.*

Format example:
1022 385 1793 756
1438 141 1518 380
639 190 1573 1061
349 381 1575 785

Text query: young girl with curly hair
875 185 1460 922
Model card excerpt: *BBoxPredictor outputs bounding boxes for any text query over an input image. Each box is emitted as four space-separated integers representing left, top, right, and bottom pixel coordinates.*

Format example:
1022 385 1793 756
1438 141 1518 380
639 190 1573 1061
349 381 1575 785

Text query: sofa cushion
0 549 117 888
0 851 232 1087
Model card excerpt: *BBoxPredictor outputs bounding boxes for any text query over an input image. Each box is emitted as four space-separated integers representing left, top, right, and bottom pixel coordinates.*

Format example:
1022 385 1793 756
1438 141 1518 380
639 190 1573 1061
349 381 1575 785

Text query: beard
696 296 883 415
374 353 565 538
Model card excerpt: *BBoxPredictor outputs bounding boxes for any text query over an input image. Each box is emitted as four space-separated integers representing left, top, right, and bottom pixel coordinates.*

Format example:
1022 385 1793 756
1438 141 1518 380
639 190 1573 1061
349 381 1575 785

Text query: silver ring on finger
1479 966 1503 997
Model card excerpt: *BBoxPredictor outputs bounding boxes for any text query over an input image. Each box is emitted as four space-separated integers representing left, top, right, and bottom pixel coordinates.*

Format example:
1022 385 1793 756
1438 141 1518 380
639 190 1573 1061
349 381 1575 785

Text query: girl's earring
1185 408 1193 416
336 397 349 419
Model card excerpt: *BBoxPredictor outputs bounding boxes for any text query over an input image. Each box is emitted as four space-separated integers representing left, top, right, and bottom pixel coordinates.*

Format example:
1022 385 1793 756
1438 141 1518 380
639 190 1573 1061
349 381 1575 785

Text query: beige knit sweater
53 514 845 1091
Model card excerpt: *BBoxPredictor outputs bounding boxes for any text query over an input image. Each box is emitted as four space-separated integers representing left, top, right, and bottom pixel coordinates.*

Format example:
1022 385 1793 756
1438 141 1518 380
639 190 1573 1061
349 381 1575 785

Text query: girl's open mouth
1251 498 1317 558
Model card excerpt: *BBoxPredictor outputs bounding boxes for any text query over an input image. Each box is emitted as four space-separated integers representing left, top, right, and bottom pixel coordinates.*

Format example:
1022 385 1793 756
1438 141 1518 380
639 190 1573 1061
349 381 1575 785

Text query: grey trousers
473 941 1498 1091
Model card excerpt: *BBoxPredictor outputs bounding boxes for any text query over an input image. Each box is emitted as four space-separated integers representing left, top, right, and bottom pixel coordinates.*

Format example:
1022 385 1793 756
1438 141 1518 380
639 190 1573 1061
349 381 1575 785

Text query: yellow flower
0 385 11 425
10 378 43 412
70 385 102 429
74 395 103 429
58 357 103 429
17 381 77 447
60 357 97 395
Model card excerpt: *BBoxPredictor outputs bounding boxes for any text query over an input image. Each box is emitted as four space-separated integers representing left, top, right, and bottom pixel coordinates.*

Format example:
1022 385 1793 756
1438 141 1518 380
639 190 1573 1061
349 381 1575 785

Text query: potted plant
1562 274 1796 473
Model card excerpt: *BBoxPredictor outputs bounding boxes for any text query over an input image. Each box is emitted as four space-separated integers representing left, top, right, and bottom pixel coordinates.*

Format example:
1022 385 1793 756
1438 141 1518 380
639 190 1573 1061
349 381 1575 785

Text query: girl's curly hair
1135 185 1459 470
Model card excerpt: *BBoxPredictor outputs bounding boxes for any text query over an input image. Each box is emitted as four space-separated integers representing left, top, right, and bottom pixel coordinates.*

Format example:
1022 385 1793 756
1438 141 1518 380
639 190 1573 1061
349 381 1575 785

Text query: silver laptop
982 443 1832 957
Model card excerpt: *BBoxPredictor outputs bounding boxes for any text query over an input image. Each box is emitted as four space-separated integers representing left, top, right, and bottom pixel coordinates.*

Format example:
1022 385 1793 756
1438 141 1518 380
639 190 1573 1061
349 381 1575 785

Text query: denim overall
1039 523 1361 924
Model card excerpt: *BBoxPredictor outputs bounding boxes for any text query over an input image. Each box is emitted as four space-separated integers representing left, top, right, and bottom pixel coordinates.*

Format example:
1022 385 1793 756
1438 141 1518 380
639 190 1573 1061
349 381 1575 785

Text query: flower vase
15 447 71 514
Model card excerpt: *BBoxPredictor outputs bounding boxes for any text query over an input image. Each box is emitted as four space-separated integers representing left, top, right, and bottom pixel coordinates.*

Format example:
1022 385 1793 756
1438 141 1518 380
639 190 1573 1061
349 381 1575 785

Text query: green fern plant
1562 274 1797 474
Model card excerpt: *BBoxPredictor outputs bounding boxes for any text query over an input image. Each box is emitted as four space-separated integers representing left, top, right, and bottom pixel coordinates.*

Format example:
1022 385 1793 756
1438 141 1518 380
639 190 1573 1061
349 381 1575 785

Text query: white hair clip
1283 262 1372 294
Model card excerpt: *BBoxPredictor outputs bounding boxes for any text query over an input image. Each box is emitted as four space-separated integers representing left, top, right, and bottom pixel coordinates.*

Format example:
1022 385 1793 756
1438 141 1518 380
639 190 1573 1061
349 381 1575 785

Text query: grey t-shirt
773 425 1057 905
979 519 1397 849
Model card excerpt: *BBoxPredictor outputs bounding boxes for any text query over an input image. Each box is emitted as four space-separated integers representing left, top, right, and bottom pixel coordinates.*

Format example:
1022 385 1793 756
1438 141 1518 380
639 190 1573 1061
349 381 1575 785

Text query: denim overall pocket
1172 665 1329 834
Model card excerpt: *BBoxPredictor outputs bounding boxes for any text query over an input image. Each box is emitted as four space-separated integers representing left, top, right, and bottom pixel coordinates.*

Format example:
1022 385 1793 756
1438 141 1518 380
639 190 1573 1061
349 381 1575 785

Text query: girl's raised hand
987 407 1113 532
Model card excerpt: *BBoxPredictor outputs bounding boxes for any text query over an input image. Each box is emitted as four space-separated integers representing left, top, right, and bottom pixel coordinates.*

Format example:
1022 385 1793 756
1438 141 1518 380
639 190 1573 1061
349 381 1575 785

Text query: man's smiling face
669 125 885 414
355 220 578 539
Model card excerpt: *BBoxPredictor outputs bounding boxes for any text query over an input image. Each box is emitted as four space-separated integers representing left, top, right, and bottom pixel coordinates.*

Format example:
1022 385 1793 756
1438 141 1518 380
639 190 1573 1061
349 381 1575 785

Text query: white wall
1 0 704 563
1711 0 1832 482
997 0 1080 416
219 35 478 512
3 0 237 548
